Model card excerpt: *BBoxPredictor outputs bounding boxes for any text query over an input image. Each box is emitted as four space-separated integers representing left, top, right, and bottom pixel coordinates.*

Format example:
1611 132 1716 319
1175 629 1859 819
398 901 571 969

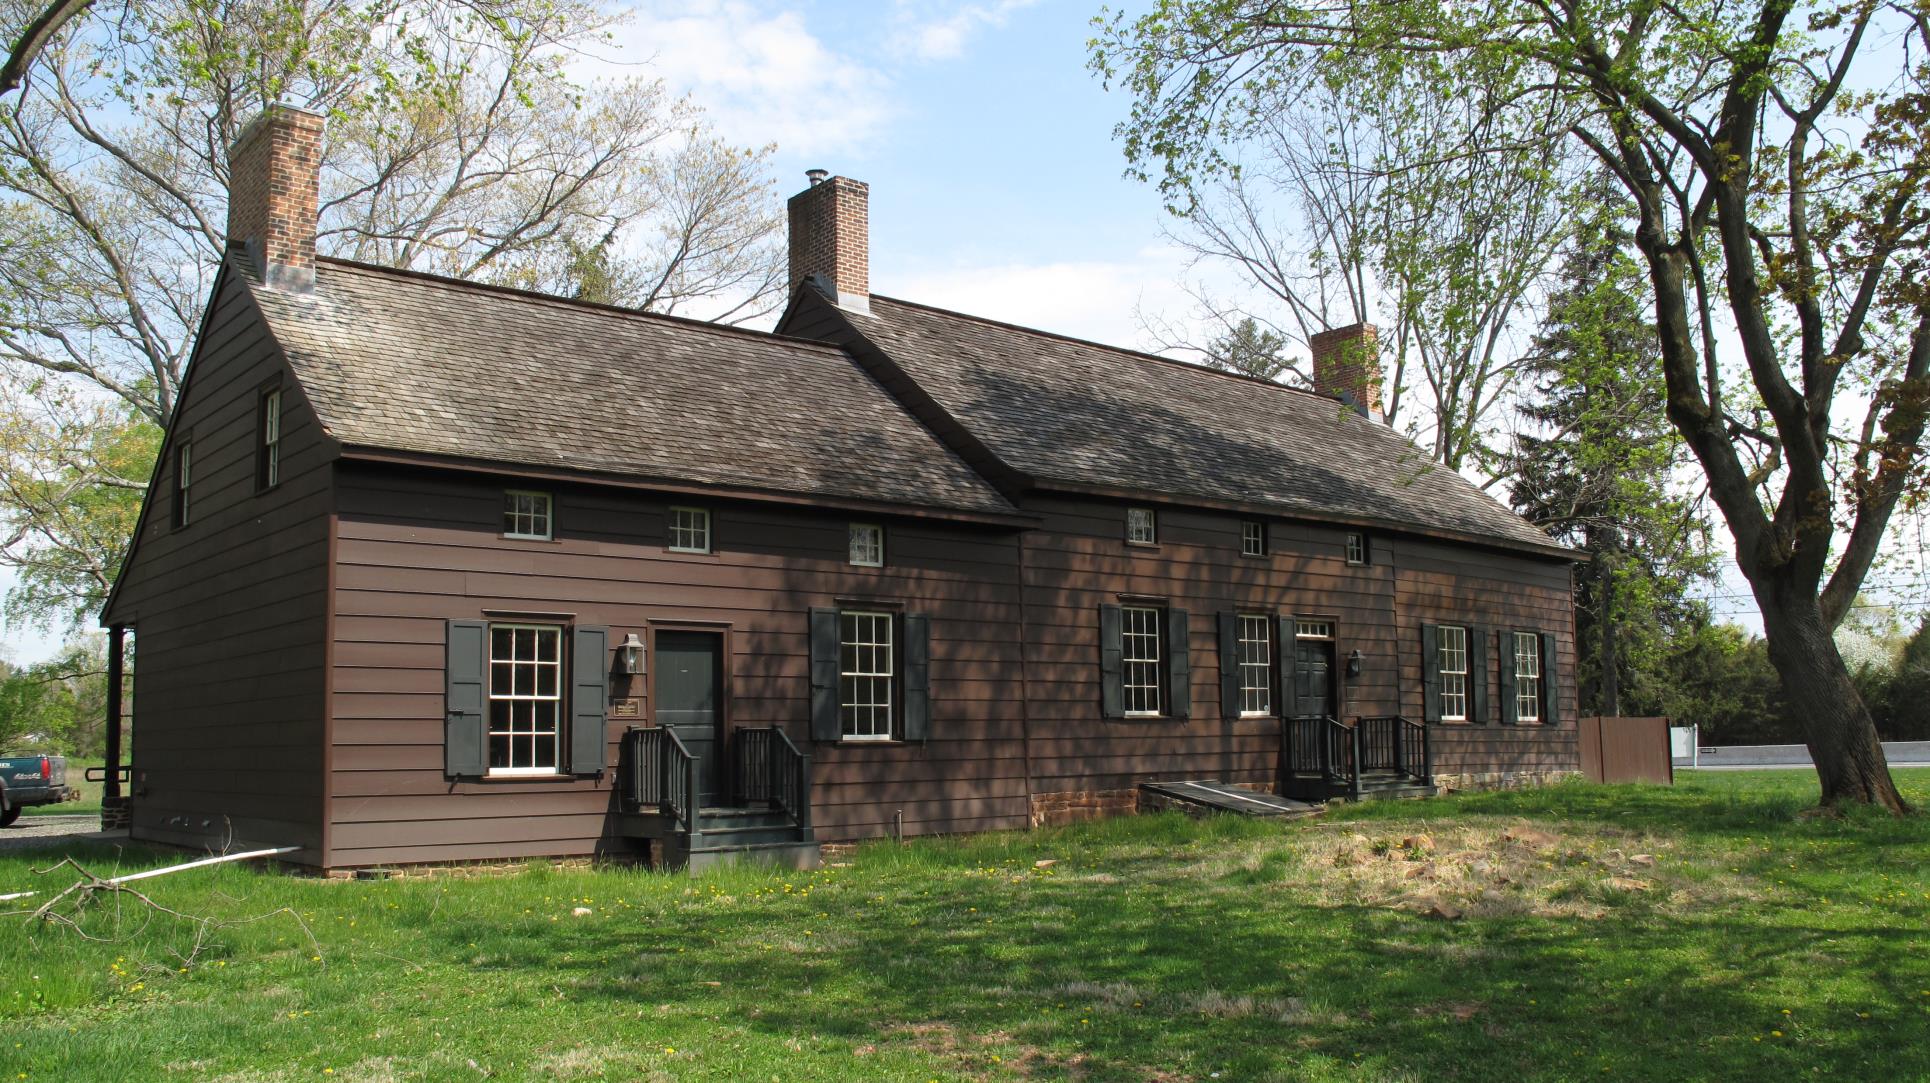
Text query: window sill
825 738 916 746
480 773 579 782
1124 541 1160 550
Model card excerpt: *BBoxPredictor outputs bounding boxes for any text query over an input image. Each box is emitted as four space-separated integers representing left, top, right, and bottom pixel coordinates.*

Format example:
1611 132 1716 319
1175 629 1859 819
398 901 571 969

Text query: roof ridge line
865 292 1357 408
312 256 849 354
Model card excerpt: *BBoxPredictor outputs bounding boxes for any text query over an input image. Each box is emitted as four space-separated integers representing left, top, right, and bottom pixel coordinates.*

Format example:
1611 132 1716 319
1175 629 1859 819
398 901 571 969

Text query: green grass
19 757 102 817
2 770 1928 1081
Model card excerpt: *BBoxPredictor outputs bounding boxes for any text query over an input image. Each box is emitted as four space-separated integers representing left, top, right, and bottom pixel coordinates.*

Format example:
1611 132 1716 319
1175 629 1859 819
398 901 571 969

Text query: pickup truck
0 753 79 826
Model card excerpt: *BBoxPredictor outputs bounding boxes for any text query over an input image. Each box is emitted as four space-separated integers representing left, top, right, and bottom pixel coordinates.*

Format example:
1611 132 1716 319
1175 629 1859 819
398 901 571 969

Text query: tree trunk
1600 558 1620 717
1758 590 1910 813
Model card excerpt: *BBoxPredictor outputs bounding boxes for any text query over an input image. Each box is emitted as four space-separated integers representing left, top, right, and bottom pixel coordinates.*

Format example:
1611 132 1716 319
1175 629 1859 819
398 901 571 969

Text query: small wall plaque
611 699 641 718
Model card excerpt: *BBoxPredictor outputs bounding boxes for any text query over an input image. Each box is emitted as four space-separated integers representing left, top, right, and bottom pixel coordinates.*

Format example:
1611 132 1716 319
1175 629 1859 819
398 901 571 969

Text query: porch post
104 624 125 802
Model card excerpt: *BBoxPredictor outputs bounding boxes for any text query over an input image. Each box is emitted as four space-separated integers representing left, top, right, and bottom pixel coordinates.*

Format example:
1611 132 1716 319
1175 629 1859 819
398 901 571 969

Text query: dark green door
1295 638 1337 718
656 631 723 804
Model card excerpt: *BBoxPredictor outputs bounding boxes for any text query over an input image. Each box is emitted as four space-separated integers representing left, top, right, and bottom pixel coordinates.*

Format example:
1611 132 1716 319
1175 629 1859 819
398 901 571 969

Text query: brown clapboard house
97 106 1580 871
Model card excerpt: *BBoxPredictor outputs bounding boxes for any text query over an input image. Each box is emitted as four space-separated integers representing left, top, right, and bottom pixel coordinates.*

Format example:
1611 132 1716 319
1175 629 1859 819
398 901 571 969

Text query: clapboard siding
104 270 333 861
324 464 1032 865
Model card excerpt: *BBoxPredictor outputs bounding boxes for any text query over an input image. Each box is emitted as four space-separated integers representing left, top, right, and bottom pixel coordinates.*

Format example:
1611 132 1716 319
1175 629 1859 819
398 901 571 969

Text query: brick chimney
226 104 325 292
1310 323 1384 422
787 171 869 314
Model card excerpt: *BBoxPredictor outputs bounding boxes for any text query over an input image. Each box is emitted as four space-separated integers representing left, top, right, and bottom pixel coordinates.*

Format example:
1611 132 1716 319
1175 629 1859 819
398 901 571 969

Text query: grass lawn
2 769 1928 1081
19 757 103 817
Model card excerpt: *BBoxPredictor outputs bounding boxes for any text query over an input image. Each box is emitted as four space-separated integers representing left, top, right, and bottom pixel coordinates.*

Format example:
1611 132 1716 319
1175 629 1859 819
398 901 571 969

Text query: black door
656 631 723 804
1295 638 1337 718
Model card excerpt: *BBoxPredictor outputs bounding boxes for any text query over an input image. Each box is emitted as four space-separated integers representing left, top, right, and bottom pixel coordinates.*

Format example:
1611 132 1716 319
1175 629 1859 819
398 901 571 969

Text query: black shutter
1277 613 1298 718
445 619 488 778
903 613 931 742
1218 611 1241 721
1166 608 1191 719
809 607 841 742
1099 604 1124 719
1499 628 1520 725
1421 624 1442 723
1541 632 1560 725
569 626 610 775
1468 626 1489 724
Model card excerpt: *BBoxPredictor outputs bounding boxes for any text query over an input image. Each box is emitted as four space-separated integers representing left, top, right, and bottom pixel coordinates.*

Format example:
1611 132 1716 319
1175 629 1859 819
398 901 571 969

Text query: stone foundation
1030 788 1138 827
1431 769 1581 794
99 796 131 831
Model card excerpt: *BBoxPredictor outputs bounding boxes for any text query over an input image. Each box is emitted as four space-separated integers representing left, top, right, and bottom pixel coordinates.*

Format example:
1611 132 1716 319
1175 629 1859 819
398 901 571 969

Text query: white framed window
840 611 895 739
173 440 193 528
259 388 282 490
1121 605 1163 715
1238 613 1273 716
1515 632 1542 723
503 490 552 540
1126 507 1157 545
488 623 562 774
669 506 711 553
1296 620 1335 640
1241 520 1266 557
849 522 884 567
1438 625 1469 722
1345 532 1368 565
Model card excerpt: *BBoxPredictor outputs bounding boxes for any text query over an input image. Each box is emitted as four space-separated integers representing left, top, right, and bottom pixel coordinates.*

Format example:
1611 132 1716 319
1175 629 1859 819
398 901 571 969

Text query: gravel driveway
0 814 106 853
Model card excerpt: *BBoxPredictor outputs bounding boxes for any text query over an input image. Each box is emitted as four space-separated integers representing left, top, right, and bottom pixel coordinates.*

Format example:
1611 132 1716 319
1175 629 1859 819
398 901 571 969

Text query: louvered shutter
1166 608 1191 719
903 613 931 742
809 607 841 742
1277 613 1299 718
1099 604 1124 719
569 626 610 775
1421 624 1443 723
1218 611 1241 721
1499 629 1520 725
1468 626 1489 725
1541 632 1561 725
445 620 488 778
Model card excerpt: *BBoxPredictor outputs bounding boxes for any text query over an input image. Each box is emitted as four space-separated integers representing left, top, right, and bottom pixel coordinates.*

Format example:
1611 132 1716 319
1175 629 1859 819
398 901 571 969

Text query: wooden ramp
1138 780 1325 819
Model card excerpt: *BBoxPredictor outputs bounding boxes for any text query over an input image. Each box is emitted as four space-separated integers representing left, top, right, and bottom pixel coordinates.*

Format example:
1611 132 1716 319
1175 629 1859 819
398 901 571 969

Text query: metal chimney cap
805 168 829 186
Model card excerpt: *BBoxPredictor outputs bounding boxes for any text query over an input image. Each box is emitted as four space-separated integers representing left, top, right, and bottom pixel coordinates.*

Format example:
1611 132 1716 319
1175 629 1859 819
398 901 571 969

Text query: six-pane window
1515 632 1542 722
840 611 895 739
1238 613 1272 715
503 490 552 540
259 389 282 490
1438 625 1469 721
669 506 711 553
173 440 193 528
849 523 884 567
1345 532 1368 565
1241 520 1266 557
1121 605 1163 715
488 623 562 774
1126 507 1157 545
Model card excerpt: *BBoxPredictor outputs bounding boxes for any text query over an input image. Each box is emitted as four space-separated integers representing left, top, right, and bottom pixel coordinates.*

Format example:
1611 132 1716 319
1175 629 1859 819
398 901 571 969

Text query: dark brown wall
326 466 1030 866
107 272 332 859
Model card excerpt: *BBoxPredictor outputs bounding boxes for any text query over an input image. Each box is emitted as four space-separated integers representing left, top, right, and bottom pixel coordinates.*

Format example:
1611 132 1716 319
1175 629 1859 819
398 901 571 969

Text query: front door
656 631 723 804
1294 637 1338 719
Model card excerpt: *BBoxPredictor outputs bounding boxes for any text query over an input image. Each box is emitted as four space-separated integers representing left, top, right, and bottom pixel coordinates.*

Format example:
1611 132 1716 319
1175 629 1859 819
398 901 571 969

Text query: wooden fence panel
1579 716 1673 785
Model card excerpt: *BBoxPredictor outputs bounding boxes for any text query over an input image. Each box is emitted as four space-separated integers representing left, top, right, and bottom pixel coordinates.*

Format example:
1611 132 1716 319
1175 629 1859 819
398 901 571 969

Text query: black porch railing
620 725 698 834
1357 715 1432 786
731 726 812 831
1281 714 1361 800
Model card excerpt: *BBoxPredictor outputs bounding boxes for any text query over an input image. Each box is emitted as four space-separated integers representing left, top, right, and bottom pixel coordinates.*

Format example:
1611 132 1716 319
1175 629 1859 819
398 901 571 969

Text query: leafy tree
0 635 106 753
1656 615 1790 745
0 0 785 628
1509 183 1715 716
1094 0 1930 810
1202 317 1295 381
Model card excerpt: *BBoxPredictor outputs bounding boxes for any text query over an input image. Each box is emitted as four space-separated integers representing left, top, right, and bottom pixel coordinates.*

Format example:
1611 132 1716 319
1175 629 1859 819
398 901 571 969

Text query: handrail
620 726 696 835
1356 715 1432 785
731 726 812 830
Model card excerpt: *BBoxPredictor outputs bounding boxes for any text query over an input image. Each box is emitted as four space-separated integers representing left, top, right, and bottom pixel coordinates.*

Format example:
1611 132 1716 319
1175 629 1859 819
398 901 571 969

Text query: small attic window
504 490 552 540
1346 532 1369 565
1126 507 1157 546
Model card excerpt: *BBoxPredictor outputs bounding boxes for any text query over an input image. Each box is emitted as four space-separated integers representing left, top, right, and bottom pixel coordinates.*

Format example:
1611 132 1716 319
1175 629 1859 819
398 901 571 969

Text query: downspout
1016 526 1036 825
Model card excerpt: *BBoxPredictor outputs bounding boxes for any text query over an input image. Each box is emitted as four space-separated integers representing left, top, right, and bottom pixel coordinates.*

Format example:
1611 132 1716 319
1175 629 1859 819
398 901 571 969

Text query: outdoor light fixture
1346 649 1364 678
617 633 646 676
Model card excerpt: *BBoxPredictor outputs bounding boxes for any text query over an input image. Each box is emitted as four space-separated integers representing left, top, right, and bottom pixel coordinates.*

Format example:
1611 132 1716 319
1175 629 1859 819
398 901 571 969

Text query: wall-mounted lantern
617 633 646 676
1346 649 1364 679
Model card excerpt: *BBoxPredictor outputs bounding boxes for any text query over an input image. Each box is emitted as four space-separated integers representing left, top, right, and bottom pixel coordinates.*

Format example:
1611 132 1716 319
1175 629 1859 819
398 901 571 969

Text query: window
1241 520 1267 557
172 439 193 529
1237 614 1272 715
503 490 552 540
1438 625 1469 721
669 506 711 553
840 611 895 739
1345 532 1369 565
849 522 884 567
1296 619 1334 640
1514 632 1542 723
258 388 282 490
1121 605 1163 715
1126 507 1157 545
488 623 562 774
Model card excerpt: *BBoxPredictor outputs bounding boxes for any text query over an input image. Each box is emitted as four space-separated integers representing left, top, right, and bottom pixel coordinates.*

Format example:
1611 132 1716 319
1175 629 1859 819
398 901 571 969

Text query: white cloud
597 1 896 158
891 0 1041 61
